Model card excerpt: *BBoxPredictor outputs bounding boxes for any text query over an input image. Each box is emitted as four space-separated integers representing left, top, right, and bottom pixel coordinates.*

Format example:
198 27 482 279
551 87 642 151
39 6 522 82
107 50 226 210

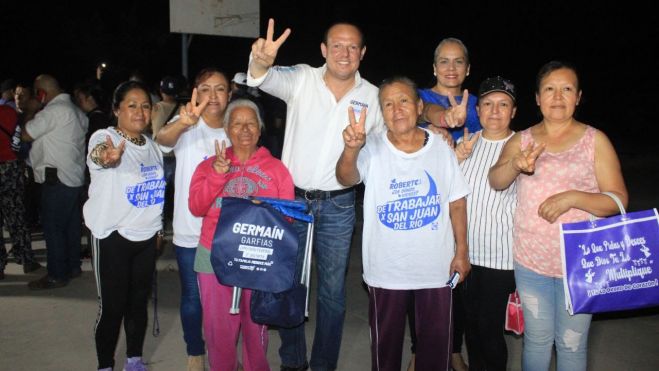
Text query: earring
433 72 437 76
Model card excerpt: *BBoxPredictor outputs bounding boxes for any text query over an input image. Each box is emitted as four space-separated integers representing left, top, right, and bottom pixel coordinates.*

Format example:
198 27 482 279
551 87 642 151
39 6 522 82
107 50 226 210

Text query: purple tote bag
560 192 659 314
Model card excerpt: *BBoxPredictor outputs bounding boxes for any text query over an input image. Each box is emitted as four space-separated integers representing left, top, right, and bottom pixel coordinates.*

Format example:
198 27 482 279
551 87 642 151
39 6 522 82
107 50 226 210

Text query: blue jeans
41 182 82 281
514 263 592 371
279 190 356 370
175 245 206 356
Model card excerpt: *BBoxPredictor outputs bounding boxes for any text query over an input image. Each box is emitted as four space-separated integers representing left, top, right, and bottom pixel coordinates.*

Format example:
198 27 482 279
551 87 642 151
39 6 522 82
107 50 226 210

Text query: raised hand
212 139 230 174
444 89 469 128
342 107 367 149
251 18 292 70
455 127 480 161
512 142 546 173
102 135 125 167
179 88 210 126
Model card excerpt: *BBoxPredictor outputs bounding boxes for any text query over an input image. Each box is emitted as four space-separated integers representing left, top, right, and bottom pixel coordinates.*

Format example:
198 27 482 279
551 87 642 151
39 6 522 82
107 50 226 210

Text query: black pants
462 265 516 371
92 231 156 369
0 160 37 270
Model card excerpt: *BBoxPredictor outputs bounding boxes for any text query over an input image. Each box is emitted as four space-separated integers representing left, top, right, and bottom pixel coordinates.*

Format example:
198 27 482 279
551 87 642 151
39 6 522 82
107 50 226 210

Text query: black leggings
92 231 156 369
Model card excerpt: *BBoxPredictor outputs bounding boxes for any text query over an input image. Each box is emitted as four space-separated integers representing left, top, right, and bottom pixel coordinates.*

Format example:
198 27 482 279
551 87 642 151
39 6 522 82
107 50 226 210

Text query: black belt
295 186 354 200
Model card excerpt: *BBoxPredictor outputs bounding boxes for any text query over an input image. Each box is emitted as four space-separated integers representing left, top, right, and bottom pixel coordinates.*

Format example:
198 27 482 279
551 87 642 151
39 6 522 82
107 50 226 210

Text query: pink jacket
189 146 295 249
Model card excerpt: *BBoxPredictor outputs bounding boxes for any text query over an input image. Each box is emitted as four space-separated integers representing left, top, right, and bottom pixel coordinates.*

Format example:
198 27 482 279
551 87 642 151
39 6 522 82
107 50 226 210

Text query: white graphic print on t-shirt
377 171 441 231
125 163 166 208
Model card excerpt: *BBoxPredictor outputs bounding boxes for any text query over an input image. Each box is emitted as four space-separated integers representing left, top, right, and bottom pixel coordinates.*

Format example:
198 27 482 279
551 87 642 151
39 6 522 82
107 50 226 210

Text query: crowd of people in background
0 16 628 371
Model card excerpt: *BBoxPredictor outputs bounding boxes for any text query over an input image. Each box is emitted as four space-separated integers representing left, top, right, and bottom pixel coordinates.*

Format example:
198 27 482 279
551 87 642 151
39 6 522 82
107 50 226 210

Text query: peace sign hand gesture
251 18 292 70
444 89 470 128
212 139 230 174
342 107 367 150
512 142 546 173
455 127 480 162
179 88 209 127
102 135 125 168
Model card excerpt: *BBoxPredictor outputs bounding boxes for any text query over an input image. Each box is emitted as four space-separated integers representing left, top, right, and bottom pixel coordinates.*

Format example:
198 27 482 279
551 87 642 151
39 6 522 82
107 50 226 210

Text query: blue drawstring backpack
211 197 301 293
211 196 313 327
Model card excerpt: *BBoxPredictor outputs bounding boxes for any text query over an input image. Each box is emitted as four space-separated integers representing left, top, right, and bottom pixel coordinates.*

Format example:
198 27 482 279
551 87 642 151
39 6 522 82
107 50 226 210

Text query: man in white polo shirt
247 19 384 371
23 74 88 289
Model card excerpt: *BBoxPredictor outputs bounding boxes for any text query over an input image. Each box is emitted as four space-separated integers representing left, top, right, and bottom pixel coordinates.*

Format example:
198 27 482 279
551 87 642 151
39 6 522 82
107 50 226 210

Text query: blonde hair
433 37 470 65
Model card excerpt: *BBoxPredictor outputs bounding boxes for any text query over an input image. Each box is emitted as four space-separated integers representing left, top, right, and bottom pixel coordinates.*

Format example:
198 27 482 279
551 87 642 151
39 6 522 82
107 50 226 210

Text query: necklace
114 127 146 146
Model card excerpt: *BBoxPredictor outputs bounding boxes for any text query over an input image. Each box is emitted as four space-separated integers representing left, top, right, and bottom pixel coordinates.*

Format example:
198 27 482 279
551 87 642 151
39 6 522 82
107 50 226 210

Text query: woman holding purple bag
489 61 627 371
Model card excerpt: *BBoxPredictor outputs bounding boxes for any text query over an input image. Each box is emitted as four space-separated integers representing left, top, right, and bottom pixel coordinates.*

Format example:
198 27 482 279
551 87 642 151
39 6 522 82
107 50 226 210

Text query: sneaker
280 362 309 371
9 249 22 264
23 260 43 274
124 357 147 371
28 274 68 290
187 355 205 371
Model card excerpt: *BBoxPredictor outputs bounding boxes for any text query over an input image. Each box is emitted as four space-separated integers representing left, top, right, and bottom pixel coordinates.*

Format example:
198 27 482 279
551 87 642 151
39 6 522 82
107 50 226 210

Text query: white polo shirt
25 93 88 187
248 63 384 191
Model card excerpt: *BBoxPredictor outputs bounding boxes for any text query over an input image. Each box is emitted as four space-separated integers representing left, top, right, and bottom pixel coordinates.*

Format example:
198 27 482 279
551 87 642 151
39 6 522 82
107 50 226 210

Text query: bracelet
90 142 110 168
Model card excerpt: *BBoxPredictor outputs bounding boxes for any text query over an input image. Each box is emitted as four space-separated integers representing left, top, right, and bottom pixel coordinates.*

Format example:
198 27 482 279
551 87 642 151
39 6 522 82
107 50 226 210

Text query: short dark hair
536 60 580 92
323 22 365 48
112 80 152 111
75 81 107 109
194 67 229 87
378 76 419 103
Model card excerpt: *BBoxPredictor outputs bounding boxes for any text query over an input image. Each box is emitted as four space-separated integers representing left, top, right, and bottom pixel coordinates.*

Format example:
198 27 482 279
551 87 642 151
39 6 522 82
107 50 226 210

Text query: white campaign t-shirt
83 128 164 241
357 129 470 289
160 117 230 248
248 63 384 190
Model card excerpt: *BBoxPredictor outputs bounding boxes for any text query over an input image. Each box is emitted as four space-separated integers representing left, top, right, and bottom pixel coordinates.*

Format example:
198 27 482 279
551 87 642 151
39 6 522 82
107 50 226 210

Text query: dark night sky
2 0 658 149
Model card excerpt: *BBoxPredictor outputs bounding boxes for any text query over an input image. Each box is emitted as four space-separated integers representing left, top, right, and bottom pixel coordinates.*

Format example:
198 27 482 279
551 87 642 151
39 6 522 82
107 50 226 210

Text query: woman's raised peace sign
101 135 125 168
178 88 210 127
212 139 230 174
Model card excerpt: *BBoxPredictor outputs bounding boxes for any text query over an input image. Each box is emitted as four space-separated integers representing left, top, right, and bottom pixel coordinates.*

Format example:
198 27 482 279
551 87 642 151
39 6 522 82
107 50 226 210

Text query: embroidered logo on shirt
349 99 369 121
273 66 298 73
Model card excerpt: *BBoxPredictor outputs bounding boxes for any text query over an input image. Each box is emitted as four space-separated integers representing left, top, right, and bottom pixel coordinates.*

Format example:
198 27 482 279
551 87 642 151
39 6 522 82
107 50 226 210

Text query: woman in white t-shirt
84 80 164 371
155 68 232 369
337 76 471 371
